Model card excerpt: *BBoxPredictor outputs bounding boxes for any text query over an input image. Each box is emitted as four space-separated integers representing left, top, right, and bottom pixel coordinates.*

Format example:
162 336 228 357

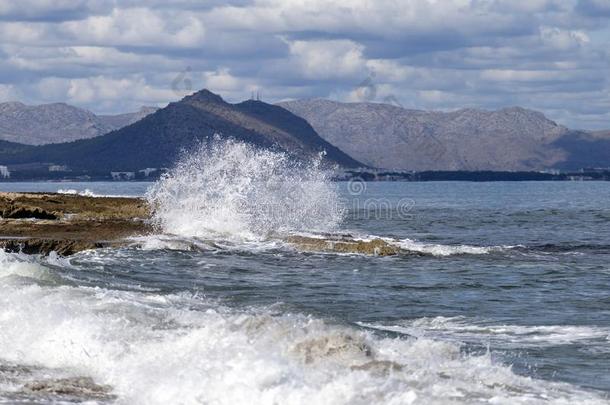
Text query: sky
0 0 609 129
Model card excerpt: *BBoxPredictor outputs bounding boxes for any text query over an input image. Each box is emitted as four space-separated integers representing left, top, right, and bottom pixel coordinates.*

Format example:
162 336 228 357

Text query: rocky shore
0 192 404 256
0 192 151 255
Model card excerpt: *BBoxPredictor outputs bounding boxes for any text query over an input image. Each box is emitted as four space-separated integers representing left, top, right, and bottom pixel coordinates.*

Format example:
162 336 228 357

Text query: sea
0 141 609 404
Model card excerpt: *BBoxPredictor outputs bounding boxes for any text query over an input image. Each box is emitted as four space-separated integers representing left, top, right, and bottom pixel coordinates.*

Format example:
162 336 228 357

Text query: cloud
0 83 20 102
61 8 206 48
0 0 609 128
577 0 610 17
0 0 106 22
288 39 365 80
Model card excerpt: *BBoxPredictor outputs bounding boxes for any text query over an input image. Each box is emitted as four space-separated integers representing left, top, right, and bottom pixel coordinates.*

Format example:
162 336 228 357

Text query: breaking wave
146 139 343 241
0 251 606 404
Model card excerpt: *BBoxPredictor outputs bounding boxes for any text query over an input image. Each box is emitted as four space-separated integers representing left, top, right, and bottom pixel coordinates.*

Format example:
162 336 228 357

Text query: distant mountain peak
182 89 225 104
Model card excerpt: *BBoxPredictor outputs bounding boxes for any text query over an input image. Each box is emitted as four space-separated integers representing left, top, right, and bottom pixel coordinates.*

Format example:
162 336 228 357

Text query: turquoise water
0 181 609 404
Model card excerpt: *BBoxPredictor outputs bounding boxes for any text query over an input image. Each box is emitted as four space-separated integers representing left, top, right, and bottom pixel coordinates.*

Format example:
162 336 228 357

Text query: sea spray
146 139 344 240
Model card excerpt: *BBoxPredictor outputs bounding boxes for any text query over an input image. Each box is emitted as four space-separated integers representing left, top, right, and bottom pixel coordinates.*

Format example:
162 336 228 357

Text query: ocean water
1 145 609 404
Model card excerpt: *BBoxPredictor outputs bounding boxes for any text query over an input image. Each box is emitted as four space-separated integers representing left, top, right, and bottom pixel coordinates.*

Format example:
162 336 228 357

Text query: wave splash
146 139 343 240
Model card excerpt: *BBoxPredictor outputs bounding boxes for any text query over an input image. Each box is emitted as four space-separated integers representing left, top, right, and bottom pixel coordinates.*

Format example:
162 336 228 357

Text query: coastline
0 192 151 255
0 192 402 256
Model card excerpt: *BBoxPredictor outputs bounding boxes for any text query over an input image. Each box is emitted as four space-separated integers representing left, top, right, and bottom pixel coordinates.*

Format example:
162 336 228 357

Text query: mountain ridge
0 102 158 145
278 99 609 171
0 90 363 173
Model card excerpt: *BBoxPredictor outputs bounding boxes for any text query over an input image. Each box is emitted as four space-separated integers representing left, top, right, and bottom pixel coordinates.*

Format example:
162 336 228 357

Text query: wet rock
0 192 149 220
284 235 401 256
0 238 103 256
2 205 58 220
0 192 151 256
351 360 404 375
23 376 114 400
292 332 373 364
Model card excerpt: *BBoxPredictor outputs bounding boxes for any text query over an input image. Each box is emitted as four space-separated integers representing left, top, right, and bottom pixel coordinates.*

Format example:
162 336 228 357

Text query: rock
0 192 151 255
292 332 373 364
3 206 57 220
284 235 401 256
23 376 113 400
351 360 404 374
0 238 103 256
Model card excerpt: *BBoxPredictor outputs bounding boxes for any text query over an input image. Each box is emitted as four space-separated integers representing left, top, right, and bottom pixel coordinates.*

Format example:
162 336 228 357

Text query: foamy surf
57 188 134 198
0 251 606 405
358 317 610 349
57 188 99 197
393 238 511 256
348 235 512 257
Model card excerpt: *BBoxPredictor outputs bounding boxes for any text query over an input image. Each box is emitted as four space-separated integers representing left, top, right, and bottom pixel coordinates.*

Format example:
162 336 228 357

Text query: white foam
146 138 343 242
0 250 56 282
57 188 97 197
395 238 508 256
0 253 605 404
359 316 610 348
346 235 510 257
57 188 133 198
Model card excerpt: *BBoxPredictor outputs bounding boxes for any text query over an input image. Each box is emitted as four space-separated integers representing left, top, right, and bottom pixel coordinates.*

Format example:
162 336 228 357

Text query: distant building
139 168 157 177
49 165 69 172
0 165 10 179
111 171 136 180
582 167 610 173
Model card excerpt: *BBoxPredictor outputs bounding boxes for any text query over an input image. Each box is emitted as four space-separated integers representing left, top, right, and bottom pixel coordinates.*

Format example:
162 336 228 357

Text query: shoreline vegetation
0 192 405 257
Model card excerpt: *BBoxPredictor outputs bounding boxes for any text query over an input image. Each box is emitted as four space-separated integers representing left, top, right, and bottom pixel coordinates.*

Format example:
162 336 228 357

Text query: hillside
97 107 159 130
278 99 610 171
0 102 157 145
0 90 362 173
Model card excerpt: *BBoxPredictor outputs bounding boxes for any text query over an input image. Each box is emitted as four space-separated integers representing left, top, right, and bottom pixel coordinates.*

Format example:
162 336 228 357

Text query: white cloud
0 84 20 102
540 27 590 50
60 7 205 48
65 75 174 104
480 69 571 82
288 39 365 80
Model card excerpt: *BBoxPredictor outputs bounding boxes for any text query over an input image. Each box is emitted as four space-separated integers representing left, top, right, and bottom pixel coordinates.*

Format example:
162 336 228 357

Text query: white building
49 165 69 172
111 171 136 180
139 168 157 177
0 165 10 179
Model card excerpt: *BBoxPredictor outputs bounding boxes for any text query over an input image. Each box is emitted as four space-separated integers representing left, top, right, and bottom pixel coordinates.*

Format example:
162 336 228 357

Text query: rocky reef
0 192 151 255
284 235 401 256
0 192 406 256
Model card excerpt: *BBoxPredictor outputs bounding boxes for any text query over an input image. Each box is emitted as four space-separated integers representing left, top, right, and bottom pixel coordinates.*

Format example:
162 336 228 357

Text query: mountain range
0 90 362 174
278 99 610 171
0 102 157 145
0 91 608 175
